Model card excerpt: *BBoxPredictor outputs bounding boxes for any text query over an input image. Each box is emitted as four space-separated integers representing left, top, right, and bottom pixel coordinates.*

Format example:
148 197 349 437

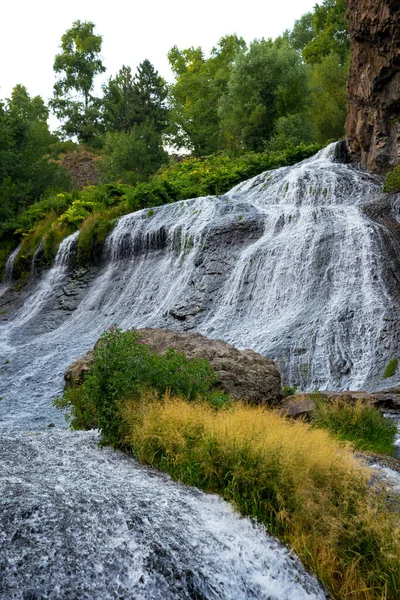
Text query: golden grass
120 391 400 600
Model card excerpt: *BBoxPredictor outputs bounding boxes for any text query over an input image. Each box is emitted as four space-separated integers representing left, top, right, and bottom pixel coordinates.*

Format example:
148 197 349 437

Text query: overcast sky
1 0 317 118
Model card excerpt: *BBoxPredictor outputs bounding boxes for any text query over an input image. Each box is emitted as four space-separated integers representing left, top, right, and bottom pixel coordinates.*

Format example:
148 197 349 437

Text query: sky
1 0 317 128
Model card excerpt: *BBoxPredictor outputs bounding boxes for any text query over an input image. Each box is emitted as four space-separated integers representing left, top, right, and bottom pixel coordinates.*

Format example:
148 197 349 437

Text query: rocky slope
346 0 400 173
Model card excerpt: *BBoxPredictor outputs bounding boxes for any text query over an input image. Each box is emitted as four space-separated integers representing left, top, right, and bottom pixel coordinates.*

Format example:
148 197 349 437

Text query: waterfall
3 143 397 598
0 144 399 430
0 244 21 297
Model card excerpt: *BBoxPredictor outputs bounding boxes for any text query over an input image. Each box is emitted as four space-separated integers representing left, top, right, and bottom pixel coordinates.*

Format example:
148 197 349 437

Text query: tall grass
312 396 397 455
120 392 400 600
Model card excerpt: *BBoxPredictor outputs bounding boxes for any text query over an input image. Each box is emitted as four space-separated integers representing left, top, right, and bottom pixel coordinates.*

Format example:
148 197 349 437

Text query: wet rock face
65 328 283 406
346 0 400 173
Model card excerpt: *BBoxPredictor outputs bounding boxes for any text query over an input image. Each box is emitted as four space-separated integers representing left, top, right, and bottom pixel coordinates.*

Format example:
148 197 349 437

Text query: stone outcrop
64 328 283 405
346 0 400 173
61 151 100 189
280 387 400 420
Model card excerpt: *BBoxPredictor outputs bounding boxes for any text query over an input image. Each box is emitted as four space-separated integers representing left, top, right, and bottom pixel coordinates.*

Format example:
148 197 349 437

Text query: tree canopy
51 20 106 144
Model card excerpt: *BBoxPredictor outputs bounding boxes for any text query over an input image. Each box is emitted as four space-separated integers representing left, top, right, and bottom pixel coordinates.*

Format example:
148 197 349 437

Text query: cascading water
1 142 398 598
0 244 21 298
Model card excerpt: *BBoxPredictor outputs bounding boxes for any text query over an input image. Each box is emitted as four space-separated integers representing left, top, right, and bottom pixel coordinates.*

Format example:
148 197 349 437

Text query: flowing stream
1 143 400 597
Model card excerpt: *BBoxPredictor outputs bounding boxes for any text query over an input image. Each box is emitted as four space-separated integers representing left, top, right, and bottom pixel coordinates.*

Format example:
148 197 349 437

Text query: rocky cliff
346 0 400 173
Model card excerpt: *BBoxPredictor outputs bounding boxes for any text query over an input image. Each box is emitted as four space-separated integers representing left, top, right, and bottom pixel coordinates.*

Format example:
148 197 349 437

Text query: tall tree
167 35 246 156
219 39 310 152
102 65 136 133
51 20 106 144
296 0 349 64
0 86 68 222
102 60 168 134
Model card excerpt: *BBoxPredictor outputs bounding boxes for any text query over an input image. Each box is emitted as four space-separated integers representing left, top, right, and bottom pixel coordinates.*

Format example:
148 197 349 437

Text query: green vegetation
383 357 399 379
54 326 219 445
312 394 397 455
282 384 297 397
0 0 348 279
383 166 400 194
55 328 400 600
2 143 320 280
50 20 106 145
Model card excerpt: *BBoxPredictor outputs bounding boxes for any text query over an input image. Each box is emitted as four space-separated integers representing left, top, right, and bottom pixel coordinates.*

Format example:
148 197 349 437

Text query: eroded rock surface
65 328 283 406
346 0 400 173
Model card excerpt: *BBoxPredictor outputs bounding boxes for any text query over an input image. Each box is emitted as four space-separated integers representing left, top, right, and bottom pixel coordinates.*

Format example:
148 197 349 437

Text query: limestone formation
64 328 283 406
346 0 400 173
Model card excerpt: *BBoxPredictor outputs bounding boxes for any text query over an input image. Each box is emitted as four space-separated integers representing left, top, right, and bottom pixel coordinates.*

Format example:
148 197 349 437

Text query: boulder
64 328 283 405
280 388 400 420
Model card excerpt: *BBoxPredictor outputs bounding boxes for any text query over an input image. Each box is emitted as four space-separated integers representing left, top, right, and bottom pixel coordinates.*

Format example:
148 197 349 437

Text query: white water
0 244 21 297
1 144 398 598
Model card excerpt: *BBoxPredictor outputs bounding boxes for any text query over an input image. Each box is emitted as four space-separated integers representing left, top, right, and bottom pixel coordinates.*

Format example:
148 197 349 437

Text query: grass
312 395 397 455
383 166 400 194
383 357 399 379
118 391 400 600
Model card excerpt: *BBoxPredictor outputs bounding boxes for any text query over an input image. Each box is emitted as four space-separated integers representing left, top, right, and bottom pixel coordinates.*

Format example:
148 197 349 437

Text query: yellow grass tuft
120 391 400 600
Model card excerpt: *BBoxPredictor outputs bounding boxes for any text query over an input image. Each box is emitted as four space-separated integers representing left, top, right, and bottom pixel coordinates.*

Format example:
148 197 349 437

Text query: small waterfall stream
1 143 399 598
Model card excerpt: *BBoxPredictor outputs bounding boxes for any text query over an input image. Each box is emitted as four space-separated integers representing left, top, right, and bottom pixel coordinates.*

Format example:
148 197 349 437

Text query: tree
101 122 168 184
0 85 69 222
298 0 349 64
102 65 136 133
51 20 106 144
218 39 310 152
309 52 349 142
167 35 246 155
102 60 168 134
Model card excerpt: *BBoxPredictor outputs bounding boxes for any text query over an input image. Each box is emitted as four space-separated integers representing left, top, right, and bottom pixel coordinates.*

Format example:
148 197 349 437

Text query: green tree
219 39 310 151
167 35 246 155
101 122 168 184
102 60 168 134
309 52 349 142
51 20 106 144
301 0 349 64
102 65 136 133
0 86 70 224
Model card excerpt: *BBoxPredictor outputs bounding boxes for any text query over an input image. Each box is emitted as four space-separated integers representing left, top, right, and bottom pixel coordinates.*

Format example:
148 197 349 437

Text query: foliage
282 384 298 397
51 20 106 144
115 395 400 600
383 357 399 379
167 35 246 155
383 167 400 194
298 0 350 65
218 39 310 151
102 60 168 134
308 52 349 143
0 86 71 224
100 122 168 184
55 326 218 446
312 395 397 455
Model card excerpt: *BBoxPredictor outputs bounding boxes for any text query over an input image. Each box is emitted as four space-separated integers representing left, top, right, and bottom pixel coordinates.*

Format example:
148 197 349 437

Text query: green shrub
383 166 400 194
55 326 218 446
383 357 398 379
282 384 298 397
312 396 397 455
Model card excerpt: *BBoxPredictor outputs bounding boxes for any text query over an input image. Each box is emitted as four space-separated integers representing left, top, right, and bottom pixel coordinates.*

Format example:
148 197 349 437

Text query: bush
383 357 399 379
55 326 218 446
312 395 397 455
282 384 298 397
383 166 400 194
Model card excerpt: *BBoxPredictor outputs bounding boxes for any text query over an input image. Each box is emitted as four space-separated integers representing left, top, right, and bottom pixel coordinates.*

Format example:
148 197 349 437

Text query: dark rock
346 0 400 173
